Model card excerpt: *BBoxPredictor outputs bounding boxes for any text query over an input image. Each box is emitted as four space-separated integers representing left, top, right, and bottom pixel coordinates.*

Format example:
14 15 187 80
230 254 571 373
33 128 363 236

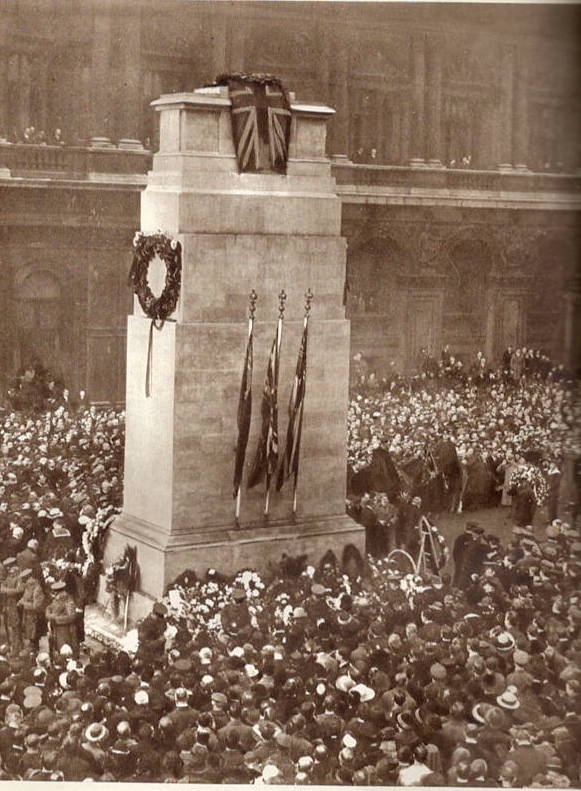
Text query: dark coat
368 448 402 500
452 532 474 586
509 484 536 527
136 613 166 663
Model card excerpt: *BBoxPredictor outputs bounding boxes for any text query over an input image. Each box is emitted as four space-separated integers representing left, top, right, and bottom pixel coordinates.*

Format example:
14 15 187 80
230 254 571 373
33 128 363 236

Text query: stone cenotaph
103 85 364 617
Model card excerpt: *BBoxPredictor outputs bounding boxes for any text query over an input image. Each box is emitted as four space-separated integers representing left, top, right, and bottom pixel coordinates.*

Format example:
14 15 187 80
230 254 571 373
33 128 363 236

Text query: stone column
208 6 228 81
89 0 113 145
513 47 529 172
408 34 426 167
425 36 444 168
103 87 363 614
497 44 515 170
18 56 31 132
117 6 143 148
317 29 331 110
328 43 350 158
0 55 7 139
227 16 245 73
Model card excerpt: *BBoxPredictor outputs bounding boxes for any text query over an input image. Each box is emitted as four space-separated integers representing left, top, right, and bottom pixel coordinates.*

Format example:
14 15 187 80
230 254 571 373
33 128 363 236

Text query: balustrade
0 141 578 197
332 162 581 194
0 142 151 178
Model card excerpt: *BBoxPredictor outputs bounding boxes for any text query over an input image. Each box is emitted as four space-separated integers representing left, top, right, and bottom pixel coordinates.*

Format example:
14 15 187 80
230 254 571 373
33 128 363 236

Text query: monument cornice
151 88 335 121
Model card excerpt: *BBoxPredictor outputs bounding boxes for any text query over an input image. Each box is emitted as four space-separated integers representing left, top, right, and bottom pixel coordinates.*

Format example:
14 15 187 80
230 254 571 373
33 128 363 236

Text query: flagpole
264 289 286 520
291 289 313 520
234 290 257 528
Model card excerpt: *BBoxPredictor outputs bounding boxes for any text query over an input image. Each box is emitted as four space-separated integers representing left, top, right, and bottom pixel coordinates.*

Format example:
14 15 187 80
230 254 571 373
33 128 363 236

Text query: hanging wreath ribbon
128 231 182 397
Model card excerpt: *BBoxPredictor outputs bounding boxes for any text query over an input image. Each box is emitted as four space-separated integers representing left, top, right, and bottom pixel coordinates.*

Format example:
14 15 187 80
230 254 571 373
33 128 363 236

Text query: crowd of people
2 127 66 146
7 360 73 413
0 343 575 784
347 347 576 523
0 400 123 658
0 514 577 784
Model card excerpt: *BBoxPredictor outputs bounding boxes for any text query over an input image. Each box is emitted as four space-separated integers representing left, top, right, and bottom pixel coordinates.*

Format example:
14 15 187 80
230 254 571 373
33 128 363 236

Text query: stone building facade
0 0 579 400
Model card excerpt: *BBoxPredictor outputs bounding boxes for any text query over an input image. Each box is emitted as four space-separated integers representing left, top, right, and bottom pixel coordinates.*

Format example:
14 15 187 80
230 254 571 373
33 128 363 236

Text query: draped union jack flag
221 76 291 174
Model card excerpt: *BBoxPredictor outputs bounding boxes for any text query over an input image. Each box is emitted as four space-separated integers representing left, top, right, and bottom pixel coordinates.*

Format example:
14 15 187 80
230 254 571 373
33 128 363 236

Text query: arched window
16 270 63 372
18 270 61 330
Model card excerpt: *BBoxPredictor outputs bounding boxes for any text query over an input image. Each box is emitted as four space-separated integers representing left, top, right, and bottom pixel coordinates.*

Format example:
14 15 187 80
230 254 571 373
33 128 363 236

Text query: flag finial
304 289 314 317
278 289 287 319
249 289 258 319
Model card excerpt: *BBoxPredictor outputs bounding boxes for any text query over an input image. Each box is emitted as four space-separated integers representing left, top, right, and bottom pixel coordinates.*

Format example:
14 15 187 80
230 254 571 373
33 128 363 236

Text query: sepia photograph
0 0 579 785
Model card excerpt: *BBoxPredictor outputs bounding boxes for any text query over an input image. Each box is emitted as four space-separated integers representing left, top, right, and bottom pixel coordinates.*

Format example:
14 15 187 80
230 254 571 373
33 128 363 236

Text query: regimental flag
247 323 281 491
217 74 291 174
233 325 254 498
277 320 308 492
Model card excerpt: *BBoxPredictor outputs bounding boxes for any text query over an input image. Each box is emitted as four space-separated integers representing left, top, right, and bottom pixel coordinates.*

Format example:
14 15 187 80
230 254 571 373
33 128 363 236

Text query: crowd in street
0 400 123 658
0 513 577 784
0 344 576 783
6 359 76 413
347 348 576 519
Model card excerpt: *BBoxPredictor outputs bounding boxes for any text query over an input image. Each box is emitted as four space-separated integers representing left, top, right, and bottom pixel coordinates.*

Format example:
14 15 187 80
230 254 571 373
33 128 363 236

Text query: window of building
16 270 62 371
346 237 402 316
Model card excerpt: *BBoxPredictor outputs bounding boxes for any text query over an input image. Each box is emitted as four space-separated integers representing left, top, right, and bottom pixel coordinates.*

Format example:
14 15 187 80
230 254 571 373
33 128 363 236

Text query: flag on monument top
247 324 281 491
233 324 254 498
215 73 291 174
277 320 308 492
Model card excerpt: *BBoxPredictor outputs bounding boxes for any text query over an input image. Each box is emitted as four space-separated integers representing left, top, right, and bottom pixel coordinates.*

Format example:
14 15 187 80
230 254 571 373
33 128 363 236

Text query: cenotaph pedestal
102 86 364 618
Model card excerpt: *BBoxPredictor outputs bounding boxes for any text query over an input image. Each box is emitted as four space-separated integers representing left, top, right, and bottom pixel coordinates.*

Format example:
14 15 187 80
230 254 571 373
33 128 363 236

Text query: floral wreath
128 231 181 324
511 464 549 505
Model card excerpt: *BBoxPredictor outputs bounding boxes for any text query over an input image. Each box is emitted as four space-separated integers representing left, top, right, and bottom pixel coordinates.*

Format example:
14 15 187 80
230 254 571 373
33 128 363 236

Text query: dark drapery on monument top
213 73 292 174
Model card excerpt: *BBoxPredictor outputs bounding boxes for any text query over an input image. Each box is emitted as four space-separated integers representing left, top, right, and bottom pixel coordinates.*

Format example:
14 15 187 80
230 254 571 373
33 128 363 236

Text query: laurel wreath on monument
128 231 182 397
128 231 182 324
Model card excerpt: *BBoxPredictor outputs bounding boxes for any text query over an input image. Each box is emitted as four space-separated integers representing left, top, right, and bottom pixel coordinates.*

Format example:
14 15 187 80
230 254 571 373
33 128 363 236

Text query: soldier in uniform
17 568 46 651
0 558 24 655
45 580 78 658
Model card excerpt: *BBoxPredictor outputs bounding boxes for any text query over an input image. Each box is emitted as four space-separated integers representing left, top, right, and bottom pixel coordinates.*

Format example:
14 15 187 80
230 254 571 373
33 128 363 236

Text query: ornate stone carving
351 37 410 81
417 228 449 274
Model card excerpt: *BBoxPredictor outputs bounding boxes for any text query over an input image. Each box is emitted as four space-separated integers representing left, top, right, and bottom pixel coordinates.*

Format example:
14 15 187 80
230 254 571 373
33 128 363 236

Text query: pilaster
90 0 113 142
328 41 350 158
409 34 426 167
116 5 143 146
513 47 529 172
497 44 515 170
425 36 444 167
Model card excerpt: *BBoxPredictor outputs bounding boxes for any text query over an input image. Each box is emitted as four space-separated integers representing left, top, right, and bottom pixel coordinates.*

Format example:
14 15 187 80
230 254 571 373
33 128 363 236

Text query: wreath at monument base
128 231 182 323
